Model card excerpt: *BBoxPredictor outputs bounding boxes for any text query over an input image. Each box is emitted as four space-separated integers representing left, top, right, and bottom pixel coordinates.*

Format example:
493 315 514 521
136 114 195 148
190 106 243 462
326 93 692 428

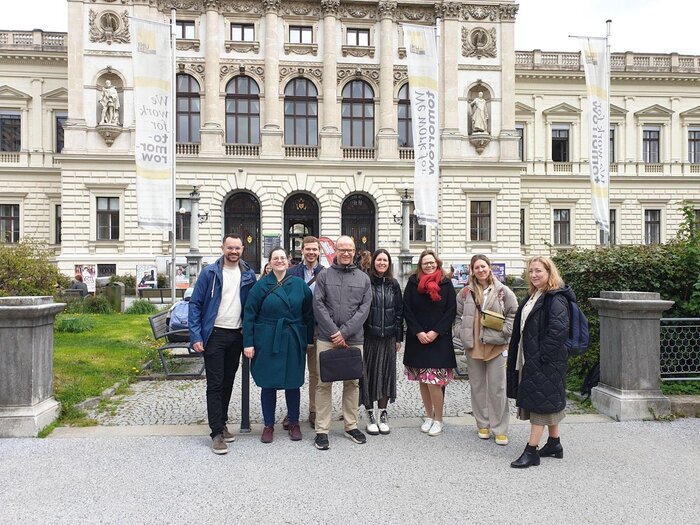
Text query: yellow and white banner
132 18 173 231
579 37 610 233
404 24 439 227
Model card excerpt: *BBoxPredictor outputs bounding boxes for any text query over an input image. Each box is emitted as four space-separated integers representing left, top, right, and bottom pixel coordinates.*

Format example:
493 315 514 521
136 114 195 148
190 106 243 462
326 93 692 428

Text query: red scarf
417 271 443 302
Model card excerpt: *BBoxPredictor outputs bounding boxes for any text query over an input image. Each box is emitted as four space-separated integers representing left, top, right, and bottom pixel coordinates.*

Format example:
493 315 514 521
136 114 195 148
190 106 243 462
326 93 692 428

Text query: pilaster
498 7 519 161
201 1 224 155
376 1 398 160
261 0 283 158
319 0 341 160
65 0 86 152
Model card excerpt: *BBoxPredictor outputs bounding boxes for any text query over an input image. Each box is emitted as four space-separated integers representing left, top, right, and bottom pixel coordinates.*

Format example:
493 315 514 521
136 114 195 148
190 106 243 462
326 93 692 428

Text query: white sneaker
365 411 379 435
378 410 390 435
420 418 434 433
428 420 443 436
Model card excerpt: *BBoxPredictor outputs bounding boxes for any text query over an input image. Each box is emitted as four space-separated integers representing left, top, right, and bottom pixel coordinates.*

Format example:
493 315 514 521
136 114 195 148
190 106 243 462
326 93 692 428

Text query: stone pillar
376 1 398 160
319 0 341 160
436 3 461 159
30 78 44 163
0 296 64 437
589 291 673 421
64 0 86 152
200 1 224 154
498 5 519 161
260 0 283 158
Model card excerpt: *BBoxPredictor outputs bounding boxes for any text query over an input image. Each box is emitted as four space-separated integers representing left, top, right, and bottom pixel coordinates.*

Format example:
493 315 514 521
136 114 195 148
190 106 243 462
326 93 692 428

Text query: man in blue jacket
189 234 257 455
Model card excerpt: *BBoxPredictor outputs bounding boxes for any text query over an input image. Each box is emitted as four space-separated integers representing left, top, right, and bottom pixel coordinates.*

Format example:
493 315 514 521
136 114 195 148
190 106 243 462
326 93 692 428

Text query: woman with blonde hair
402 249 457 436
506 256 574 468
455 254 518 445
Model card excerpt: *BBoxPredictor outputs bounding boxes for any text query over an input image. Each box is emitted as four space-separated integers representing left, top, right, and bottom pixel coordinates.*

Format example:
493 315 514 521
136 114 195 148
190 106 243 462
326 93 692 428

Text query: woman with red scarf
402 249 457 436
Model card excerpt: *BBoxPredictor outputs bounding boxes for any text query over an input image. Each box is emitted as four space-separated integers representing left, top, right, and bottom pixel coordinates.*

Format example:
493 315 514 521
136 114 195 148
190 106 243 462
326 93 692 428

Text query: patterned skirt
404 366 454 386
360 334 397 408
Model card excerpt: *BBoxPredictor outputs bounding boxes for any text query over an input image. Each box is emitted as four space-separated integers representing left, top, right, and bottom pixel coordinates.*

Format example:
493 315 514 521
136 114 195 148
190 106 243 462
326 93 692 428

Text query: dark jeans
203 327 242 438
261 387 300 427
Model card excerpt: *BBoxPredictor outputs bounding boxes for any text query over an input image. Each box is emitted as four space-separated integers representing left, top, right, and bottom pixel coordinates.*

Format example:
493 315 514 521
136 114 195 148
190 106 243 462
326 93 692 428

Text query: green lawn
53 313 158 424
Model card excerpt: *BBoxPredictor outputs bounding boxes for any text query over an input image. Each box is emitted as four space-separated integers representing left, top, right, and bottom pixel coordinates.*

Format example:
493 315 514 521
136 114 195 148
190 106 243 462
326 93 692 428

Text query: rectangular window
289 26 312 44
553 208 571 245
520 208 526 245
470 201 491 241
96 197 119 240
231 23 254 42
515 124 524 161
609 127 615 163
347 28 370 46
0 112 21 152
551 127 569 162
409 202 426 242
176 198 191 241
643 127 660 163
599 209 616 245
97 264 116 277
55 204 62 244
644 209 661 244
176 20 195 39
0 204 19 243
55 112 67 153
689 129 700 164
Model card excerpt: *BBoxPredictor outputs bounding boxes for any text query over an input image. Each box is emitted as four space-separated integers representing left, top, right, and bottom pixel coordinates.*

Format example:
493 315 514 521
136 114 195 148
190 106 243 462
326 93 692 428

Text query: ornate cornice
220 62 265 83
339 5 377 20
280 3 321 17
396 7 436 24
378 1 397 20
225 40 260 53
159 0 204 10
202 0 220 10
320 0 340 17
462 27 497 59
177 61 206 82
280 65 323 85
176 39 200 51
341 45 375 59
500 4 519 21
89 10 131 45
284 43 318 56
261 0 281 14
435 2 461 20
220 1 261 15
463 4 498 21
337 65 380 86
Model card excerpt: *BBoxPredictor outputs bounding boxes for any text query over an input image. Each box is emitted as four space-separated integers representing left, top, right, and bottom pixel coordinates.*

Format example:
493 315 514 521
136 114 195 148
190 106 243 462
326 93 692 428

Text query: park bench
148 310 204 379
138 287 185 303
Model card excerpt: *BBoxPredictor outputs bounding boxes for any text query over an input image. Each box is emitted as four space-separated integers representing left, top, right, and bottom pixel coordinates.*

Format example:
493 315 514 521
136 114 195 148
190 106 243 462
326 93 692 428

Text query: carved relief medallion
462 27 497 59
89 10 131 44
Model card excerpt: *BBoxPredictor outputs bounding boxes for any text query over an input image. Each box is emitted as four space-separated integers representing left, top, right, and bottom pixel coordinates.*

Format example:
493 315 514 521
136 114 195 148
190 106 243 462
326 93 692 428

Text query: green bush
55 316 95 333
109 274 136 295
0 239 70 297
125 299 158 315
62 295 114 314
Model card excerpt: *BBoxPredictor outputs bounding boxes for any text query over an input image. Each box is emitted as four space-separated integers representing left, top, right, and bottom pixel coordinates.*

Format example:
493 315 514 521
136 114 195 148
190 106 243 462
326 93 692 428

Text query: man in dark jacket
189 234 257 455
312 235 372 450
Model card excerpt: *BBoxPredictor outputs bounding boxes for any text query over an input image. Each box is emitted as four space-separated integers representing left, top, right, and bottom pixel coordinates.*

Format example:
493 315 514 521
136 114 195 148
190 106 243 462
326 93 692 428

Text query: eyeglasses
421 261 437 267
337 249 355 254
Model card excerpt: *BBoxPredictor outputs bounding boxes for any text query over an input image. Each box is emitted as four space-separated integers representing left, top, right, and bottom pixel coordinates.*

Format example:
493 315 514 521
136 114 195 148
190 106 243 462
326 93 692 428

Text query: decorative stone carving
97 124 122 147
393 68 408 86
280 65 323 84
202 0 220 10
378 1 397 19
89 10 130 45
396 8 435 23
220 63 265 82
220 1 261 14
225 41 260 53
261 0 281 14
284 43 319 56
339 6 377 19
320 0 340 16
462 27 497 59
469 91 489 133
337 66 380 85
99 80 120 126
499 4 519 20
435 2 461 19
176 39 200 52
463 4 498 21
281 3 321 17
177 61 206 81
341 46 375 59
469 134 491 154
156 1 204 11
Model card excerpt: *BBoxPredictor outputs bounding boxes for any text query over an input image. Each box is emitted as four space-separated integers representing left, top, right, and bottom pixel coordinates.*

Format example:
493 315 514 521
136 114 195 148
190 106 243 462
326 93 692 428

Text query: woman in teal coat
243 247 314 444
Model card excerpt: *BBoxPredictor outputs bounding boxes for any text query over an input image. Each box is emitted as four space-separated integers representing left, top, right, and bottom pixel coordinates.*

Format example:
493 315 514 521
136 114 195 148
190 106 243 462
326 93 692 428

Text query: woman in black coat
507 256 573 468
403 249 457 437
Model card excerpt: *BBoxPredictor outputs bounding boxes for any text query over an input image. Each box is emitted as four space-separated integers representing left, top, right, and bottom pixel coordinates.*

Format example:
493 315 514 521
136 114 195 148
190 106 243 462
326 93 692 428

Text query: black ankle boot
538 437 564 459
510 444 540 469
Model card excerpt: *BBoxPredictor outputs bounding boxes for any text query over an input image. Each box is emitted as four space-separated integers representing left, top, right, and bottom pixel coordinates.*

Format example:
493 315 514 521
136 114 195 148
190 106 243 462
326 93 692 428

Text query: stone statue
470 91 488 134
99 80 120 126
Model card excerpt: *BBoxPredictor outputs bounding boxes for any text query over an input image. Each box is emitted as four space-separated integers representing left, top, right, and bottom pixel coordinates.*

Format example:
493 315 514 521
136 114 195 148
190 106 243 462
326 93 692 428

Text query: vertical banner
132 18 173 231
579 37 610 233
403 24 439 226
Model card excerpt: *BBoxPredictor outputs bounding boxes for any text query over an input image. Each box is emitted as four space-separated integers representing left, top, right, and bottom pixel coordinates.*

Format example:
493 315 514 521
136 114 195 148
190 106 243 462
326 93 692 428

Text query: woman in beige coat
455 254 518 445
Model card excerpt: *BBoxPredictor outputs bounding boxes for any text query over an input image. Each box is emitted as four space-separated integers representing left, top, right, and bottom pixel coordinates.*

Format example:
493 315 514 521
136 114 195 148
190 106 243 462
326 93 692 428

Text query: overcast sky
2 0 698 54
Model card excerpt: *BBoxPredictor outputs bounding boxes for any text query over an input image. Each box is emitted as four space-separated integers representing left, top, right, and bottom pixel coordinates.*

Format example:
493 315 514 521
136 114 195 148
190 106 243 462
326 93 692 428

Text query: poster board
136 264 157 289
75 264 96 293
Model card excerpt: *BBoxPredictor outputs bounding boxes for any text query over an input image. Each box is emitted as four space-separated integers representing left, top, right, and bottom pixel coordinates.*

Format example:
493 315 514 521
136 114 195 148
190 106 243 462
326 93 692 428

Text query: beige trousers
315 340 363 434
465 352 509 436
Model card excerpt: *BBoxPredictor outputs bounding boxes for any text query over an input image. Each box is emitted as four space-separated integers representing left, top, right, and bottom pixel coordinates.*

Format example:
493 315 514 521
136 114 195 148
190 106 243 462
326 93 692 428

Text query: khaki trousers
315 340 363 434
306 341 318 413
465 352 509 436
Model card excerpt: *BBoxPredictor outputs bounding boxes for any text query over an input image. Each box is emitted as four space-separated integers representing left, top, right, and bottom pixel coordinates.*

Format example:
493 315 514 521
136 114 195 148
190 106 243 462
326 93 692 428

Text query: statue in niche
469 91 488 134
99 80 120 126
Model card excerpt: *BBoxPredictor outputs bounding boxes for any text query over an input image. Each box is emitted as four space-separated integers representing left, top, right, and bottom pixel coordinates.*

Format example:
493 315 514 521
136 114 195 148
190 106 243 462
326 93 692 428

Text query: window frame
0 111 21 152
643 126 660 164
346 28 370 46
551 125 570 162
515 124 525 161
175 197 191 242
470 200 491 242
175 20 196 40
231 23 255 42
225 75 261 145
689 128 700 164
0 203 20 244
55 111 67 154
553 208 572 246
283 78 318 147
644 208 662 245
599 208 617 246
176 74 201 144
96 196 120 241
341 80 375 148
408 201 426 243
397 84 413 148
289 25 313 44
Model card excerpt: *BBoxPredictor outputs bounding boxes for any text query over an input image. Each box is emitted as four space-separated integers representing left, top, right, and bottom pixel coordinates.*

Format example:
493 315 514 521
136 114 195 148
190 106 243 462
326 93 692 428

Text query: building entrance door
342 193 375 254
284 193 319 264
224 192 261 273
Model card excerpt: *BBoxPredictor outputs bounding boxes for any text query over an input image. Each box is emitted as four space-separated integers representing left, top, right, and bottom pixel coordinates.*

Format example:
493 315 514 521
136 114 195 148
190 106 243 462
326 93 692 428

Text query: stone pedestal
589 291 673 421
0 296 65 437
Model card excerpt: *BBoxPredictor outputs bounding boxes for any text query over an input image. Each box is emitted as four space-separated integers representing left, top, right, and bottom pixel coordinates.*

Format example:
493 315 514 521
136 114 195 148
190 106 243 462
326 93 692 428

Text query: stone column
260 0 283 158
376 1 398 160
498 4 519 161
589 291 673 421
200 1 224 154
30 78 44 165
319 0 341 160
0 297 64 437
436 3 461 159
64 0 86 152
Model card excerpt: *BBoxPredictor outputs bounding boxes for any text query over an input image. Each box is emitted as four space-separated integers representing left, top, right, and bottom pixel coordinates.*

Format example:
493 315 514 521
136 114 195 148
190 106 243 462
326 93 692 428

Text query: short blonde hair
527 256 564 294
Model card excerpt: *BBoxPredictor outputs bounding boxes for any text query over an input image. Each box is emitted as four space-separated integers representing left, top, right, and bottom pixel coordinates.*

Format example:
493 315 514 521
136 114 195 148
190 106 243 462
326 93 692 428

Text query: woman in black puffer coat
507 256 573 469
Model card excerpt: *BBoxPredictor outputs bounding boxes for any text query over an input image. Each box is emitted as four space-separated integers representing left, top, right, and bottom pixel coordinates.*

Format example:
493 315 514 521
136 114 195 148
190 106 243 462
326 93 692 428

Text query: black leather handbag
319 346 363 382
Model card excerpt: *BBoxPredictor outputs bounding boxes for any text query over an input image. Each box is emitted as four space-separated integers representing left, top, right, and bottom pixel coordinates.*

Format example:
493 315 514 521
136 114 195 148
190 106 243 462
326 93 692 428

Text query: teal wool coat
243 273 314 389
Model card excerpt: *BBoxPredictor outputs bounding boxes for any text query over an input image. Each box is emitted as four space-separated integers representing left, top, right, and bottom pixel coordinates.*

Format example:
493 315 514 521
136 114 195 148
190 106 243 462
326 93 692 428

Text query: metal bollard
239 356 251 432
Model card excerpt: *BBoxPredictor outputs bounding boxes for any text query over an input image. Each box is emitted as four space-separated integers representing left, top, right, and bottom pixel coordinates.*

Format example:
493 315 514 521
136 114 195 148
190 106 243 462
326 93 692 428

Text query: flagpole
170 7 177 304
434 16 441 254
605 19 612 247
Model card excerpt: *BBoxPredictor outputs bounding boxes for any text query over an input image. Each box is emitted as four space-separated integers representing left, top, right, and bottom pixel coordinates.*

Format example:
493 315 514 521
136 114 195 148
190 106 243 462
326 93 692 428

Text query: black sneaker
345 428 367 444
314 433 330 450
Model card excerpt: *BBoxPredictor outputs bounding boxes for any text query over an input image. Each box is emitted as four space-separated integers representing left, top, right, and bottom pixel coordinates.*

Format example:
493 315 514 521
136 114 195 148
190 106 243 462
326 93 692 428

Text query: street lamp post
184 186 206 285
395 187 413 287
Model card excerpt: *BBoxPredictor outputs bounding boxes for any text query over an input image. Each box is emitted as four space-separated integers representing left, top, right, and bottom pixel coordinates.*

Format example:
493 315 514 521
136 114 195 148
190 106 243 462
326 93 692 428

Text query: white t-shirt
214 264 242 329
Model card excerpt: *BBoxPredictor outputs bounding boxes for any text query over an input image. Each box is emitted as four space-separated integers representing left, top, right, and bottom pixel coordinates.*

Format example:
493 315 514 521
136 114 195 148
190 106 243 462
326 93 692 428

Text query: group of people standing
188 233 573 469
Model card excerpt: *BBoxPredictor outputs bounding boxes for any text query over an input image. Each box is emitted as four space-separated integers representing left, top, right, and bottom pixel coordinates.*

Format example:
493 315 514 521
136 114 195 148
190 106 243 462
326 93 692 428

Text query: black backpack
580 362 600 401
542 293 590 357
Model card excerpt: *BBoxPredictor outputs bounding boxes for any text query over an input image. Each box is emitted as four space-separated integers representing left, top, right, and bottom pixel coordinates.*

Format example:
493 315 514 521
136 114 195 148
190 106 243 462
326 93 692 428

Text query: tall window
0 204 19 243
643 127 660 163
347 28 369 46
225 76 260 144
55 112 67 153
516 124 525 161
284 78 318 146
470 201 491 241
176 20 195 39
55 204 62 244
409 202 426 242
289 26 312 44
231 23 254 42
553 209 571 245
176 74 200 143
96 197 119 240
689 129 700 163
551 127 569 162
341 80 374 148
176 198 191 241
520 208 526 245
599 209 616 245
644 209 661 244
609 127 615 163
0 112 21 152
397 84 412 147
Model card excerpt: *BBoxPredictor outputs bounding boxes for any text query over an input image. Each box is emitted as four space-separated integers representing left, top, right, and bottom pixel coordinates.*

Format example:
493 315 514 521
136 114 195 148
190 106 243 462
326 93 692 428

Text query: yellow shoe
478 428 490 440
495 434 509 446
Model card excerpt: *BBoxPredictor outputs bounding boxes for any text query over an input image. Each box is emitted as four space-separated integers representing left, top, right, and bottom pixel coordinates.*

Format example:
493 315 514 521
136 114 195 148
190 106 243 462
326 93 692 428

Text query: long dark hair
369 248 394 280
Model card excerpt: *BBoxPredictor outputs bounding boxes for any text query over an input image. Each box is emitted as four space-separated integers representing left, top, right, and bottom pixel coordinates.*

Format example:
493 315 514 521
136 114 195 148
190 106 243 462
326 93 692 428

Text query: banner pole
605 19 612 247
434 17 441 254
170 8 177 304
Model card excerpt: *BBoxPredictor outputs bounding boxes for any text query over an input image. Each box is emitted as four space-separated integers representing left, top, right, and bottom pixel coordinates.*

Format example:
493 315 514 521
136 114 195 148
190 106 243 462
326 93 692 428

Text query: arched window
284 78 318 146
398 83 413 147
341 80 374 148
176 74 200 143
225 76 260 144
